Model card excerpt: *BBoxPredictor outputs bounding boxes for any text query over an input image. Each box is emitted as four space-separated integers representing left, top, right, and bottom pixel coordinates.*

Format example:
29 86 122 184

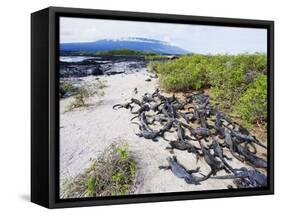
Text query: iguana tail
197 171 212 182
253 140 267 149
210 175 238 180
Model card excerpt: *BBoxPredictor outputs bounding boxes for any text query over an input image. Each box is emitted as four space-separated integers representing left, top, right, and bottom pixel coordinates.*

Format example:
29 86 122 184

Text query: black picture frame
31 6 274 209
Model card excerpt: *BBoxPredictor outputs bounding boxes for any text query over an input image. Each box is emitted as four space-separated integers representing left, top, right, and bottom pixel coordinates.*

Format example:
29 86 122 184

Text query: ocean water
60 56 101 63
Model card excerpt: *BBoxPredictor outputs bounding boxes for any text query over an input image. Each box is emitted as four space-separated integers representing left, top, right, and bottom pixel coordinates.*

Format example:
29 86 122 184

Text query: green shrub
148 61 160 72
59 82 77 98
117 144 129 162
70 88 87 108
145 55 171 60
209 63 248 109
149 53 267 126
151 55 210 91
61 141 136 198
86 177 96 196
235 75 267 125
67 80 107 110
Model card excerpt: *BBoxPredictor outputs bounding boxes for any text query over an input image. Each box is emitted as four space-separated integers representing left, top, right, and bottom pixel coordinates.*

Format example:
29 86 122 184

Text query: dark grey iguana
159 156 208 185
199 140 231 176
211 167 267 188
231 131 267 149
166 140 202 157
112 102 133 110
210 138 236 174
233 140 267 168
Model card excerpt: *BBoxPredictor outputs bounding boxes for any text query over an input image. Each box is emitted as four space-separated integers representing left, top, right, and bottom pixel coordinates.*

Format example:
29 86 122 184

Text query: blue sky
60 17 267 55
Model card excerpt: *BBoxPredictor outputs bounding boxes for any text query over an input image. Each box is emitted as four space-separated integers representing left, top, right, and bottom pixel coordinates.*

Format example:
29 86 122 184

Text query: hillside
60 37 190 55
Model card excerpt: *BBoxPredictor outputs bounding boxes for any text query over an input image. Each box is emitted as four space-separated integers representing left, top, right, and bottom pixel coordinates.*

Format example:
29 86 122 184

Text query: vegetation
149 55 209 91
59 82 77 98
144 55 173 60
67 80 107 111
95 49 173 60
149 53 267 127
95 49 157 56
235 75 267 125
61 141 136 198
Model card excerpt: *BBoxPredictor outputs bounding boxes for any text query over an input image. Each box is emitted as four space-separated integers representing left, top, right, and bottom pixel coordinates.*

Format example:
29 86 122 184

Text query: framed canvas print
31 7 274 208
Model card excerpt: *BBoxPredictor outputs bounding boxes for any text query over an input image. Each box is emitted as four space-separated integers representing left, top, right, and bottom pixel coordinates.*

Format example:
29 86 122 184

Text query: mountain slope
60 37 190 55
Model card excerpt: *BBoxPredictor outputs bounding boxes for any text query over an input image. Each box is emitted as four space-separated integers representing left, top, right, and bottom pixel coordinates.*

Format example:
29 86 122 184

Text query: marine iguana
131 114 161 141
197 109 208 128
158 105 171 119
151 114 168 125
185 94 194 104
245 142 257 154
152 88 160 98
224 129 245 162
149 74 158 79
160 119 175 136
134 88 138 94
194 93 209 105
211 112 226 138
185 107 200 123
130 98 143 107
233 141 267 168
131 104 150 115
135 124 161 142
210 138 232 160
211 167 267 187
166 94 177 103
213 124 226 139
198 98 209 110
164 121 202 155
150 101 164 112
231 131 267 149
172 101 186 110
199 140 230 175
237 124 250 135
166 140 203 157
184 124 211 141
159 156 207 185
135 112 154 132
174 120 200 141
233 178 252 188
178 111 197 124
113 102 133 110
163 101 177 119
210 138 237 174
153 90 166 101
142 93 156 103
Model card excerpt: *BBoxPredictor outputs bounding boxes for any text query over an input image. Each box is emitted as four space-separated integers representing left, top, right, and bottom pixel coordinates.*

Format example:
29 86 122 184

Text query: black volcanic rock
60 64 103 77
59 55 148 77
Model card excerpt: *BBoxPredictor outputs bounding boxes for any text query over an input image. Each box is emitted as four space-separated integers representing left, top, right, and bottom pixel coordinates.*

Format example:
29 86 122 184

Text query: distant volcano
60 37 190 55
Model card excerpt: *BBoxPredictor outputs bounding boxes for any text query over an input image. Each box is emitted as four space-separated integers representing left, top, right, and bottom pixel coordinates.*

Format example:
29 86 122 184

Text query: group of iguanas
113 88 267 188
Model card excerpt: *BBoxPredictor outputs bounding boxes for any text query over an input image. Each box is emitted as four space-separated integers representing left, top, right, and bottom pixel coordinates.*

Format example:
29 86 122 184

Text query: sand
60 68 266 196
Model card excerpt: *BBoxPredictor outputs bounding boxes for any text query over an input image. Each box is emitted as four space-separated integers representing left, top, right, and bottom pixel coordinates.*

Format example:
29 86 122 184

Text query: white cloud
60 17 267 54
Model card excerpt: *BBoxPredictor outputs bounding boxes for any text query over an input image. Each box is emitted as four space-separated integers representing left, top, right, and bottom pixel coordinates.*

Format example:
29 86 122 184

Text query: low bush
145 55 171 61
61 141 136 198
235 75 267 125
150 55 210 91
67 80 107 111
59 82 77 98
148 53 267 126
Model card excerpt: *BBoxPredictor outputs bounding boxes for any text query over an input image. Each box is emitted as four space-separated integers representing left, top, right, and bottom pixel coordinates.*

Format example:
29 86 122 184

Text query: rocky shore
60 55 148 77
